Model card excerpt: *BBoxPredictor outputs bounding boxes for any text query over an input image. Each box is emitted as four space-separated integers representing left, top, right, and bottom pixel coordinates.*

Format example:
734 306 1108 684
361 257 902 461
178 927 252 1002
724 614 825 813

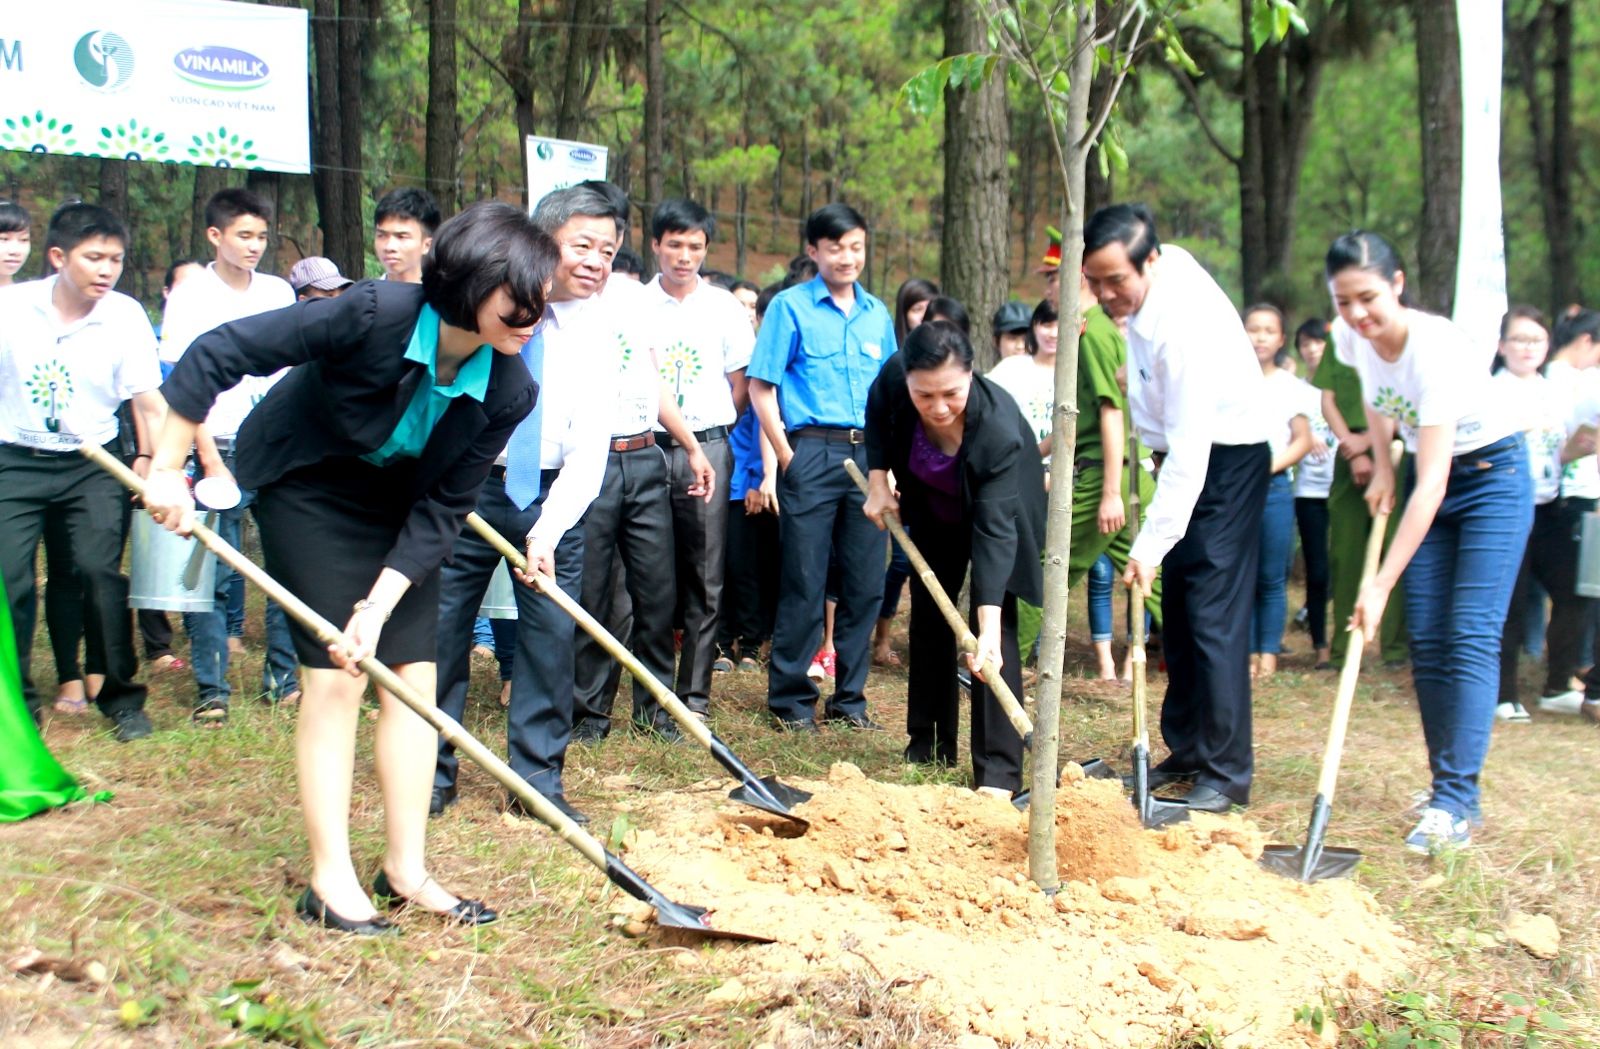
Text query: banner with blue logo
526 135 609 211
0 0 309 174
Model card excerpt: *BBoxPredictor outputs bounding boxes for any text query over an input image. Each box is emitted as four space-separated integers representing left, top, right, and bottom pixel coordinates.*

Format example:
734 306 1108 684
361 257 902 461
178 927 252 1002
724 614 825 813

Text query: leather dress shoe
296 888 396 936
1177 785 1239 813
429 783 458 816
373 870 497 926
822 708 883 731
632 716 684 743
773 716 820 734
1120 767 1197 793
506 792 590 826
571 718 609 744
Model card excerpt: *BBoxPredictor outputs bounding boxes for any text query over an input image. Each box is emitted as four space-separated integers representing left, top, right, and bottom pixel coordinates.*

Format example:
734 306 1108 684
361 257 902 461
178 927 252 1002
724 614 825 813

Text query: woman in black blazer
143 202 557 934
864 321 1046 797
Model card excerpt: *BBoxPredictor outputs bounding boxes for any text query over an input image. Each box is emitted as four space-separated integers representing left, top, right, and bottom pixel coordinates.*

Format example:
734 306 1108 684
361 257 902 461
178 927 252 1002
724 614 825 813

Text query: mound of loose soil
615 762 1413 1048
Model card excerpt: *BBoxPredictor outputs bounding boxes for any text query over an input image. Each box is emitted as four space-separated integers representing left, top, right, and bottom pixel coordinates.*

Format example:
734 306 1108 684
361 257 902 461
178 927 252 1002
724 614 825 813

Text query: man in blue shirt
747 204 895 731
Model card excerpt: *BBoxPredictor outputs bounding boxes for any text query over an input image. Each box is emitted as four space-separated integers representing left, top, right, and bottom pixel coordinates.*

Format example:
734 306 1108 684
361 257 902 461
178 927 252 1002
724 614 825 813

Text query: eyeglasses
1503 335 1548 347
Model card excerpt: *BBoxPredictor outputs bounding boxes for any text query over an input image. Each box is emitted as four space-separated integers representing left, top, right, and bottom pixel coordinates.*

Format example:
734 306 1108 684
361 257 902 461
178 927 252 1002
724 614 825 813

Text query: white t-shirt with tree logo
1331 308 1516 456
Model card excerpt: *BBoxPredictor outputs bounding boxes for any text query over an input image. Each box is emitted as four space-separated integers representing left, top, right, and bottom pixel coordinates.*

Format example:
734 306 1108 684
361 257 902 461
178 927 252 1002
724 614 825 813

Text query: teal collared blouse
362 304 494 466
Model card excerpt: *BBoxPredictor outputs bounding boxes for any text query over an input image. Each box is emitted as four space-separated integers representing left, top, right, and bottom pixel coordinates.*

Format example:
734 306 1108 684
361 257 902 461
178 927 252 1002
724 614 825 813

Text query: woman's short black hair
902 320 974 373
0 200 30 235
1325 230 1416 307
804 203 867 245
924 295 971 335
1555 308 1600 351
423 202 557 332
1026 298 1058 354
1294 318 1327 347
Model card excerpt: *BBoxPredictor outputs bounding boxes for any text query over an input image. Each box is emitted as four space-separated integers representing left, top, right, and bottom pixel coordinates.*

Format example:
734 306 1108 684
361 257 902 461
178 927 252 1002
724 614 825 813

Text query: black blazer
866 354 1046 606
162 280 537 584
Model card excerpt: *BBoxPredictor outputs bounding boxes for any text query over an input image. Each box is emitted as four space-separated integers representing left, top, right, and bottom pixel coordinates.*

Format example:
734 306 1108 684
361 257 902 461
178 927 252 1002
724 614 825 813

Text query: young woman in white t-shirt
1495 307 1600 722
1292 319 1337 668
1244 305 1314 679
1328 231 1533 855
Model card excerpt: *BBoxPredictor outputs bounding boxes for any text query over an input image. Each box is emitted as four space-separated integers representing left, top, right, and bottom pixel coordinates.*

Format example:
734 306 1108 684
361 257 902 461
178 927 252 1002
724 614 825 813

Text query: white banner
1452 0 1506 346
525 135 609 210
0 0 310 174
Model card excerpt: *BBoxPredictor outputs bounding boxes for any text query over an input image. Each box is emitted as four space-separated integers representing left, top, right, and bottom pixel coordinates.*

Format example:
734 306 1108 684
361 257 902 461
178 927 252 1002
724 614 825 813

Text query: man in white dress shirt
431 184 619 826
1083 203 1271 812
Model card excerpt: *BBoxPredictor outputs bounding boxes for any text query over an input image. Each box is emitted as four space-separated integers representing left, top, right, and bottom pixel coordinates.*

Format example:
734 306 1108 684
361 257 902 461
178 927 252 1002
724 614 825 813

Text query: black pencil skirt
253 456 442 669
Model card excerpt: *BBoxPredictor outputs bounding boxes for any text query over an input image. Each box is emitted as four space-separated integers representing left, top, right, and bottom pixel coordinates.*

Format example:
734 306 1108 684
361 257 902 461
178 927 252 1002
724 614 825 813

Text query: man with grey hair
430 183 622 826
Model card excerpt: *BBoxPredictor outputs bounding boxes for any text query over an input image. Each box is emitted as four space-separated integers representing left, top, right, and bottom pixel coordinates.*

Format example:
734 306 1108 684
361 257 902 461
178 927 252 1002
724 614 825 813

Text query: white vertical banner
1452 0 1507 346
525 135 608 211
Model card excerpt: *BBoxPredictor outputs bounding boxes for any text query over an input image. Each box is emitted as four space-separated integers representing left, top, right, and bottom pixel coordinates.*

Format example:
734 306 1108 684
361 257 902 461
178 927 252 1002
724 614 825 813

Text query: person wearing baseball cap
1037 225 1062 306
290 257 355 300
991 301 1032 360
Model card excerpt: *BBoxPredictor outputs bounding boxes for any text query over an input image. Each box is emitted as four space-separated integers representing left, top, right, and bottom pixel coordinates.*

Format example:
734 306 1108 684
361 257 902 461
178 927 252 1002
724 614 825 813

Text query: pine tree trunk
425 0 460 215
940 0 1010 366
1413 0 1462 314
642 0 665 275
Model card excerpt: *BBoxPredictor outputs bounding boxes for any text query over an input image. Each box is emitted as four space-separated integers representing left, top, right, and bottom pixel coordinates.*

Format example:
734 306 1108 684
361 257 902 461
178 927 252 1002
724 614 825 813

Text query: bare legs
297 662 458 920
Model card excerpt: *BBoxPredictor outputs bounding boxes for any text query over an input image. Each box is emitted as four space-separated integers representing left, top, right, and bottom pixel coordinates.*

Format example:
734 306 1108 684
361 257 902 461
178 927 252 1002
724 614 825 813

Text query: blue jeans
1087 554 1114 643
1252 473 1294 654
1404 435 1532 820
183 490 298 705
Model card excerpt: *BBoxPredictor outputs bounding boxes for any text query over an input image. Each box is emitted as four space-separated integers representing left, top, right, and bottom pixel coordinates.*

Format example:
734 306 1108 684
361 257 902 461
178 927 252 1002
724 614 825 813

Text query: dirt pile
617 763 1413 1048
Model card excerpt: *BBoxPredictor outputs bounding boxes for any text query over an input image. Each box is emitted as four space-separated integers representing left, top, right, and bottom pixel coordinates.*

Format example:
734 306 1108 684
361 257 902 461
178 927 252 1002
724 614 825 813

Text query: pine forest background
0 0 1593 344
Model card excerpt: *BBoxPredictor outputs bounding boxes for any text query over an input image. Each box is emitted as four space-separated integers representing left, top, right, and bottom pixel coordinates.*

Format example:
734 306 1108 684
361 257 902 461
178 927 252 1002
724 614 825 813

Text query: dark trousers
572 447 677 731
1500 496 1595 702
0 444 146 717
665 436 731 709
905 518 1025 791
768 437 887 722
1294 496 1330 650
434 473 584 796
719 506 779 654
1157 442 1270 804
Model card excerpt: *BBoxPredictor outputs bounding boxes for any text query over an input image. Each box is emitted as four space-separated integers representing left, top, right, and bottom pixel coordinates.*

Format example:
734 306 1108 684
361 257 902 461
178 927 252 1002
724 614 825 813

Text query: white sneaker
1404 807 1471 855
1537 690 1585 715
1495 701 1532 723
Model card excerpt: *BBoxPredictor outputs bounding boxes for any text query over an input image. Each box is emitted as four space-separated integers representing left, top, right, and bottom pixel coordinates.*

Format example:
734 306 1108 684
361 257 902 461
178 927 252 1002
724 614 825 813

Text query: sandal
192 700 229 727
150 654 186 673
52 694 89 715
872 649 903 668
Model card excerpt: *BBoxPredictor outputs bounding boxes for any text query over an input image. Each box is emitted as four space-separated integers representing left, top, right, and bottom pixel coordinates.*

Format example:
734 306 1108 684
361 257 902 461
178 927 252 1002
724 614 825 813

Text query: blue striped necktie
504 328 546 510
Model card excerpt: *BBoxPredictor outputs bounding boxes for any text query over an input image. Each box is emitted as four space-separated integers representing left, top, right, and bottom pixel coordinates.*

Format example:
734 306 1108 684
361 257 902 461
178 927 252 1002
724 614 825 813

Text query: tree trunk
309 0 369 277
189 166 231 261
941 0 1011 366
245 168 282 273
425 0 459 215
98 158 128 225
1412 0 1462 314
1509 0 1577 315
642 0 665 276
1029 0 1096 892
1018 109 1037 281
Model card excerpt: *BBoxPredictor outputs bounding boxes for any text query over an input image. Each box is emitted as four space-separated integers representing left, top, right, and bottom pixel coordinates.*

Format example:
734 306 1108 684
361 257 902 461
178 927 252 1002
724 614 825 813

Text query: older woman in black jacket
864 321 1046 798
142 203 556 934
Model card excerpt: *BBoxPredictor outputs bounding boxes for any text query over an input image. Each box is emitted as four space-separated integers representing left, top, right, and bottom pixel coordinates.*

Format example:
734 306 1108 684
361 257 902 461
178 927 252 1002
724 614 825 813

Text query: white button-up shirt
1125 244 1269 566
643 274 754 432
0 277 161 449
524 294 620 549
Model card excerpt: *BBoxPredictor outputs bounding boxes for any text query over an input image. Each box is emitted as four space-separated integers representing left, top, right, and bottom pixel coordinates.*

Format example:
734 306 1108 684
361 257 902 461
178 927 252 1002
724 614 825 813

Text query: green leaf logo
1 110 78 153
97 118 169 161
185 125 260 168
25 361 74 432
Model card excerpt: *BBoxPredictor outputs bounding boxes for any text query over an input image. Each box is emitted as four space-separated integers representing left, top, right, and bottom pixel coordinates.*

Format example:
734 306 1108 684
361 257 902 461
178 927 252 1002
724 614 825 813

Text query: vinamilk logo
173 46 271 90
73 31 134 93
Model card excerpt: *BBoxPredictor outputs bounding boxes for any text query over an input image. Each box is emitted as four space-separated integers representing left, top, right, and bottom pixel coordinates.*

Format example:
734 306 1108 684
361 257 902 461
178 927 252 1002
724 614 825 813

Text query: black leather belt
488 464 561 485
609 430 657 453
1 441 105 458
1074 457 1103 471
788 426 866 445
660 424 729 448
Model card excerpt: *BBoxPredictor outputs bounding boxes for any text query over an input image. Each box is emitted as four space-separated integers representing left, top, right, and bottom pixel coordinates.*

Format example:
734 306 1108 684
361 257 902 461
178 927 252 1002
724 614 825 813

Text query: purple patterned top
910 420 963 524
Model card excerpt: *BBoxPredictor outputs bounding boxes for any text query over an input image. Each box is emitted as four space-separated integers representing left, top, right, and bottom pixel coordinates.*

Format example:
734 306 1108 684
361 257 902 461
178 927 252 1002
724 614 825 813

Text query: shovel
840 460 1038 807
1126 578 1190 828
1259 442 1401 882
82 444 770 944
465 513 812 833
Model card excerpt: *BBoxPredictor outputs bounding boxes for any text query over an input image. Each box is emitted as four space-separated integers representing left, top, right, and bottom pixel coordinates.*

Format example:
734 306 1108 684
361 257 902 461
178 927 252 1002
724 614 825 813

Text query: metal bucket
128 510 216 612
478 558 517 619
1578 512 1600 598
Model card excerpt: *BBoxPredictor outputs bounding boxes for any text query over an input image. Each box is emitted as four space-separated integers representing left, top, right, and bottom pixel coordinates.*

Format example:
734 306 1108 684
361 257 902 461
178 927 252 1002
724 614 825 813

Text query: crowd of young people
5 183 1598 934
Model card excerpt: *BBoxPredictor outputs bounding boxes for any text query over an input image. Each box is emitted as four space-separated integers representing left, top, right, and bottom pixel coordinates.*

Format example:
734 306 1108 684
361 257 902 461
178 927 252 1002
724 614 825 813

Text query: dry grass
2 582 1598 1048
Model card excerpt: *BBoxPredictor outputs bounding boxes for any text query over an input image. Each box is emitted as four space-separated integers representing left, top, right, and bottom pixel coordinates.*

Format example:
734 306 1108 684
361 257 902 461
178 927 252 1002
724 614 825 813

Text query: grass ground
2 582 1598 1048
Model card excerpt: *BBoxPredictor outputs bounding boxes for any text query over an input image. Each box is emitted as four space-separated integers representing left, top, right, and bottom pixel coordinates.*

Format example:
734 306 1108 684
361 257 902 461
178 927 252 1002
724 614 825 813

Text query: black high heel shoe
296 888 397 936
372 870 498 926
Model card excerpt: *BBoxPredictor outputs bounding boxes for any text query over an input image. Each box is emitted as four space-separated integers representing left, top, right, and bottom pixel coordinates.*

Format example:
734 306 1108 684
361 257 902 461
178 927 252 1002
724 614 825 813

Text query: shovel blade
604 854 773 944
1077 757 1120 780
727 776 812 830
1259 843 1362 883
1139 795 1191 828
